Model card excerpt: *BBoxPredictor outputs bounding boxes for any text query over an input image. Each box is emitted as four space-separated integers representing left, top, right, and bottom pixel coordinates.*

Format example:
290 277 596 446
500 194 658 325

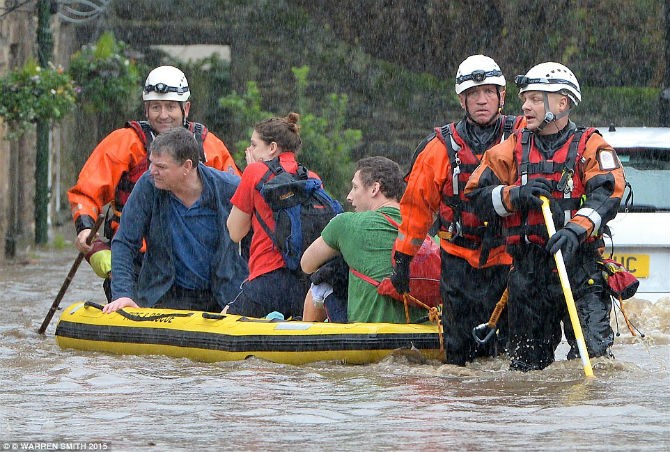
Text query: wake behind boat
55 301 442 365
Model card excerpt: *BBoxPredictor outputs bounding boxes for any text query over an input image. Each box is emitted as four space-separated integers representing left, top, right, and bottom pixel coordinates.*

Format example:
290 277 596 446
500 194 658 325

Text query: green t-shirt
321 206 425 323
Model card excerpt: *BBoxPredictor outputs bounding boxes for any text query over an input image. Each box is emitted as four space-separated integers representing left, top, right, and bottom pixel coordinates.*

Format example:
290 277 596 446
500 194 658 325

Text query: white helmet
515 62 581 105
455 55 506 95
142 66 190 102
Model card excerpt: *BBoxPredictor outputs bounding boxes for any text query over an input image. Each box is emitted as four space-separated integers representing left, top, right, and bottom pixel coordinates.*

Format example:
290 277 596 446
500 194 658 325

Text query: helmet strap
536 92 570 133
180 103 187 126
498 89 504 114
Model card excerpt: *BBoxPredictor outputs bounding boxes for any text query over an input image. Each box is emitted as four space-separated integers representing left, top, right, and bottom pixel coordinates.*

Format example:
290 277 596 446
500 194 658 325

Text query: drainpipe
35 0 55 244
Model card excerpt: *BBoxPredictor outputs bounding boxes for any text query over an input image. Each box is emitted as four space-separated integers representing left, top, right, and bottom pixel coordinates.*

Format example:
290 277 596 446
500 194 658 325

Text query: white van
598 126 670 303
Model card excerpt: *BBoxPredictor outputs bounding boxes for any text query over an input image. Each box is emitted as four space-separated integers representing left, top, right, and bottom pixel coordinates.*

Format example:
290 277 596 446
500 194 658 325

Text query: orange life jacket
435 115 520 252
503 127 597 247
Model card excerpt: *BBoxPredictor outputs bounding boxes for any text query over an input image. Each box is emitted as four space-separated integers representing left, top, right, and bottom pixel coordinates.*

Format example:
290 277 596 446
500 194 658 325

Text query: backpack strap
378 212 399 229
556 127 585 193
436 124 462 197
255 157 284 191
501 115 518 141
435 124 466 234
349 267 381 287
125 120 155 150
518 129 533 185
253 159 284 251
252 157 308 263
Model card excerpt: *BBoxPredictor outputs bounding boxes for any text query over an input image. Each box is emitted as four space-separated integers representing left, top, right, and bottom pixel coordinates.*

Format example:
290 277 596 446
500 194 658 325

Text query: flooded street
1 247 669 451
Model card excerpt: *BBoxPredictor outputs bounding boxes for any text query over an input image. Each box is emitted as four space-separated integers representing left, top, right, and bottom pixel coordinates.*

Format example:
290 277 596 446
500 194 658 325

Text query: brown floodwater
1 247 669 451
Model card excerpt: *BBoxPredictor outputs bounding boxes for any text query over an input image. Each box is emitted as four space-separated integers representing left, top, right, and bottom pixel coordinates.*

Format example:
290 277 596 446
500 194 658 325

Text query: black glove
546 228 580 262
509 178 553 210
390 251 412 294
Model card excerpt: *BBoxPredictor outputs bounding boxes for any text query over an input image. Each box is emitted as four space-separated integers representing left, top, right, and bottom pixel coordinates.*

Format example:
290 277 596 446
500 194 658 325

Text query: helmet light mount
457 69 504 85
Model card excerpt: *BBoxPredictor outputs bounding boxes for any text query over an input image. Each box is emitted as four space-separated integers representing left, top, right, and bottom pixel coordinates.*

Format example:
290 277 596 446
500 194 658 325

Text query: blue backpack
254 158 343 271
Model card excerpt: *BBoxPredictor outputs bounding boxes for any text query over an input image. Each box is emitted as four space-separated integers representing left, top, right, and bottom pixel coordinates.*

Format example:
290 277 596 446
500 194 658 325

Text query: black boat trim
55 321 441 353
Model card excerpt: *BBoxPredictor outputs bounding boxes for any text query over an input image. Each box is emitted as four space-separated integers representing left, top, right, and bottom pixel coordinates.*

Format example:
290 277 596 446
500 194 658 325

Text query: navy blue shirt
169 194 218 290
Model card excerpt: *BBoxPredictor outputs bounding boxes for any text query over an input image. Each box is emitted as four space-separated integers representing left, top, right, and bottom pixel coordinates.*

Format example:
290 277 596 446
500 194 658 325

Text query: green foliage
0 60 77 139
576 87 661 127
504 85 661 127
68 31 143 116
218 65 362 201
51 233 66 250
175 55 233 135
218 81 274 160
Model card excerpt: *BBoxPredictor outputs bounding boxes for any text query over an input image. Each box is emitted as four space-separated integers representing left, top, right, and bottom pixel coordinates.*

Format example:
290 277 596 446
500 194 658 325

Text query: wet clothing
465 122 626 370
226 152 319 318
323 207 425 324
440 251 509 365
225 268 307 319
169 193 218 291
396 116 523 267
230 152 319 280
69 121 239 302
111 164 248 309
153 285 222 313
506 244 612 370
395 115 524 364
68 122 239 236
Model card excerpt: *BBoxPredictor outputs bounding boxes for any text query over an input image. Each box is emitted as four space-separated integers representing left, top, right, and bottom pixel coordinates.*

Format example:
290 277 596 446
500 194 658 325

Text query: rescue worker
390 55 525 366
464 62 626 371
67 65 240 300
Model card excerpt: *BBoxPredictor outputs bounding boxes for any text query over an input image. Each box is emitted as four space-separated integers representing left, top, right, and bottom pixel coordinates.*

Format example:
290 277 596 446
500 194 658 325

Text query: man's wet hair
150 127 200 165
356 156 406 201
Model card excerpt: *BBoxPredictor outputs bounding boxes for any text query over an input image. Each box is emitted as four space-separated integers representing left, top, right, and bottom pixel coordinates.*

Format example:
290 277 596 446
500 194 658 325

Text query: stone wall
0 2 35 262
0 3 77 261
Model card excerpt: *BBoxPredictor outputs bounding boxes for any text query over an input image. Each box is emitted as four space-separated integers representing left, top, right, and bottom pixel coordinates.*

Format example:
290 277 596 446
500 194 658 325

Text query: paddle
38 214 105 335
540 196 594 378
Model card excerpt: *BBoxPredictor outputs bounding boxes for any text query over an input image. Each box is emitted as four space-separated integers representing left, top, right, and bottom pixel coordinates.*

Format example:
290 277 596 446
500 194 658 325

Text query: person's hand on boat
102 297 139 314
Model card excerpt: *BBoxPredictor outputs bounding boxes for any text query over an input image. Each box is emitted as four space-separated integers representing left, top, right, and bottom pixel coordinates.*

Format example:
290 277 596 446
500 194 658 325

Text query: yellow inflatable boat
55 301 442 365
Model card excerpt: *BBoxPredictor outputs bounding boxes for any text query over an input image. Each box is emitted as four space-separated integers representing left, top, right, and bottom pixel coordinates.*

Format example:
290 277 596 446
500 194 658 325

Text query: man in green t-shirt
301 157 424 323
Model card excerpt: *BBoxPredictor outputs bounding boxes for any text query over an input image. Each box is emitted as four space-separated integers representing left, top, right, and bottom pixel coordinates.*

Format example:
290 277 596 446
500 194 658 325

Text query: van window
619 150 670 211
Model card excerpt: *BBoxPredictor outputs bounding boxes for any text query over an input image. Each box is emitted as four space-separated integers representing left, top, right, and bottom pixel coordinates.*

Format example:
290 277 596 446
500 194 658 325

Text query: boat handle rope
83 301 194 321
402 294 444 354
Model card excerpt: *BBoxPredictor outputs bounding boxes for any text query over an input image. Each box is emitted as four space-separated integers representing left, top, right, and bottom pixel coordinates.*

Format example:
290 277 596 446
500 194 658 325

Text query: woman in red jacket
224 113 320 319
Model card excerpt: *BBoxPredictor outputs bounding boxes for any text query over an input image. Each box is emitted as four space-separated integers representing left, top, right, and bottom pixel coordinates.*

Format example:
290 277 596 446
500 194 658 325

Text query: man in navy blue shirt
103 127 248 313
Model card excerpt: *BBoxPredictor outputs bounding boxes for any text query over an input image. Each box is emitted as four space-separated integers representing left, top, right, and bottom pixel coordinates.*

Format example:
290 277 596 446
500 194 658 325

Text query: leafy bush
0 60 76 138
219 65 362 201
172 55 232 133
68 31 143 116
218 80 273 158
504 85 662 127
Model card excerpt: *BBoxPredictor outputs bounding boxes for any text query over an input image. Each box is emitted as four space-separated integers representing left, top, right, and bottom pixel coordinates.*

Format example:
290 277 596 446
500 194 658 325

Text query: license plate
609 254 650 278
